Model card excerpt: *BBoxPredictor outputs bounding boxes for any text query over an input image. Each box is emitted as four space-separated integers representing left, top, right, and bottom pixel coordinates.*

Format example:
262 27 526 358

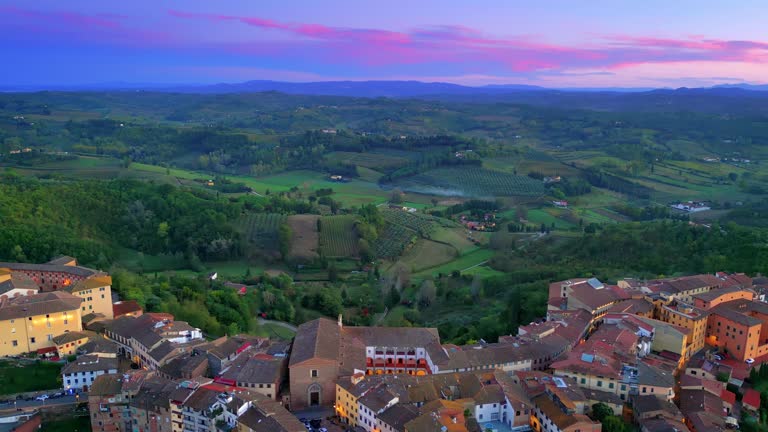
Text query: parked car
713 354 724 361
746 358 756 364
51 392 64 399
35 395 49 401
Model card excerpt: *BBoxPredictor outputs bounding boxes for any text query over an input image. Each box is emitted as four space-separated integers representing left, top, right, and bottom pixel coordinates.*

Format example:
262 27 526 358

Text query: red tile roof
743 389 761 409
113 300 142 318
721 389 736 405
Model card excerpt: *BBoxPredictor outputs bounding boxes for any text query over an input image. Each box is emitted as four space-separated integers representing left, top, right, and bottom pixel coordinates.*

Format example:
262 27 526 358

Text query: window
11 340 17 347
311 369 319 378
609 382 614 389
581 378 586 384
47 334 53 341
642 387 647 393
30 337 36 344
597 380 603 387
11 328 15 333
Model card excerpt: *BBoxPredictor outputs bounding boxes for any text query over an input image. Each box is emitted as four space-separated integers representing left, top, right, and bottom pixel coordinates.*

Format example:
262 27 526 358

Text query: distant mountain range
2 80 767 98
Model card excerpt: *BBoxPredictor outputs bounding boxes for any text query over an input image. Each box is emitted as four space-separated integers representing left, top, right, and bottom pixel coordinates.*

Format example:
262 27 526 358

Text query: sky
1 0 767 88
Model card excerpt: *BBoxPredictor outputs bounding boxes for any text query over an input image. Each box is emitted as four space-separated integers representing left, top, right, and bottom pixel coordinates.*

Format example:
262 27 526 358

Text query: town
0 256 764 432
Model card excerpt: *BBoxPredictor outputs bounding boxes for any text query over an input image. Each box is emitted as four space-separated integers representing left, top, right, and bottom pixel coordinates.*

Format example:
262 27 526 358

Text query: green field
396 239 458 272
0 360 62 395
239 213 287 257
381 208 441 238
325 151 410 170
41 416 91 432
375 224 417 258
319 215 360 258
392 167 546 197
413 248 495 279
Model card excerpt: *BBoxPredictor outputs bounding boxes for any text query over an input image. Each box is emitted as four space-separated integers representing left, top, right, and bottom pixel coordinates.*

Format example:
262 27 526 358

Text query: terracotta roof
711 303 762 327
378 404 420 431
289 318 340 366
0 262 98 277
637 361 675 388
218 355 283 384
743 388 761 409
692 286 753 302
129 375 177 411
89 374 124 396
68 275 111 293
0 273 39 294
237 403 306 432
607 298 654 315
532 393 597 430
567 283 619 310
112 300 142 317
0 291 82 320
53 330 94 345
687 411 727 432
46 256 78 266
679 389 724 417
721 389 736 405
639 418 691 432
159 353 209 380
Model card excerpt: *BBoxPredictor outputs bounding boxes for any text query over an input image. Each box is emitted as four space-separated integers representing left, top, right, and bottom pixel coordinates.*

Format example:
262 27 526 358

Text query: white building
62 355 118 392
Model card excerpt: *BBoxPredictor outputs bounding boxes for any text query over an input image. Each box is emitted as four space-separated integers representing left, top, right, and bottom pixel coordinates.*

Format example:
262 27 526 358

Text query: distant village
1 257 766 431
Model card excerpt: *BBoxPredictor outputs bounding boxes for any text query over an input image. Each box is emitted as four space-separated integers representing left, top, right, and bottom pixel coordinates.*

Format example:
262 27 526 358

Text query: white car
746 358 755 365
35 395 49 401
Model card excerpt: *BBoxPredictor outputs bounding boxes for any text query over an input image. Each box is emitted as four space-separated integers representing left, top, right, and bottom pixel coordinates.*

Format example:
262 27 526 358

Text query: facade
705 299 768 361
0 291 83 356
62 354 119 391
89 372 148 432
216 355 286 401
53 330 94 357
658 303 707 356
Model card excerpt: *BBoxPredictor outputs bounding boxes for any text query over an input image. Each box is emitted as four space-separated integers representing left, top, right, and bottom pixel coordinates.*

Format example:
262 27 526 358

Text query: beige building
0 291 83 356
68 275 114 319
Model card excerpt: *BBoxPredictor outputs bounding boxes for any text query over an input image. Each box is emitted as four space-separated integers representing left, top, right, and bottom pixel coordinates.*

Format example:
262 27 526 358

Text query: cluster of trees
611 204 688 221
0 174 249 266
583 169 653 198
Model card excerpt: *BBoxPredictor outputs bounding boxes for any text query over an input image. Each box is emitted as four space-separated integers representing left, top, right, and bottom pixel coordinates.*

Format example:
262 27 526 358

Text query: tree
278 223 292 259
470 275 483 300
328 263 339 282
419 280 437 306
601 416 629 432
591 403 613 422
390 188 404 204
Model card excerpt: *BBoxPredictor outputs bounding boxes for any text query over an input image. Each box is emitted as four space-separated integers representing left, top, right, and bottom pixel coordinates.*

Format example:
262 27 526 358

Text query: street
0 393 85 414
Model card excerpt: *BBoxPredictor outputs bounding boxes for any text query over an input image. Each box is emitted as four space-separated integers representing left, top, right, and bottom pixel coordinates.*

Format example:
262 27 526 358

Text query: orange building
693 286 754 310
706 300 768 361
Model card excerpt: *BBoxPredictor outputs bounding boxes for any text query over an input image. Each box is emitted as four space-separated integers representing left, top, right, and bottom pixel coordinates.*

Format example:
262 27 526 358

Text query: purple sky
2 0 767 87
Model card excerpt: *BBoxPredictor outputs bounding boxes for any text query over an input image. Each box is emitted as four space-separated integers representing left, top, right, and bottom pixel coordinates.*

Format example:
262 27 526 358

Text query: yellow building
659 303 707 356
0 291 83 356
53 330 95 357
335 374 366 427
68 275 114 319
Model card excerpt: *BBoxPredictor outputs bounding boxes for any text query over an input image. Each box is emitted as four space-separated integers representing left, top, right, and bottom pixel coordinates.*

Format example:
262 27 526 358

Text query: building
159 353 210 381
236 400 305 432
113 300 143 319
705 299 768 361
216 354 286 401
89 372 149 432
0 291 83 357
548 278 620 317
530 387 601 432
53 330 95 357
658 302 707 356
129 375 178 432
0 258 114 319
288 317 447 410
62 354 119 391
104 313 204 370
195 335 268 376
335 371 532 432
0 269 39 300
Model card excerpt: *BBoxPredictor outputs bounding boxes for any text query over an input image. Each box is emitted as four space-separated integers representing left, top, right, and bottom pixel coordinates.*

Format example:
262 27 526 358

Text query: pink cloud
166 9 768 72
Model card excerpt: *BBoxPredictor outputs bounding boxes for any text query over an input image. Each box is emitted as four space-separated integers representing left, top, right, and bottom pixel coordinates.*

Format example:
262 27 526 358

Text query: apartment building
62 354 119 391
0 291 83 356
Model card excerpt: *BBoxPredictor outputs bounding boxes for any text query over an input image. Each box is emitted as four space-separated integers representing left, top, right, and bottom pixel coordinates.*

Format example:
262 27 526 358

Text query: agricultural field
325 151 410 170
381 208 442 237
392 167 546 197
374 224 417 258
238 213 287 258
413 248 495 279
396 239 457 272
287 214 320 262
319 215 360 258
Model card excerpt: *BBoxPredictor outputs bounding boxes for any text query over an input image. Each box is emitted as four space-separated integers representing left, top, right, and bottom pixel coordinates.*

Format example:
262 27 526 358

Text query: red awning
37 346 58 354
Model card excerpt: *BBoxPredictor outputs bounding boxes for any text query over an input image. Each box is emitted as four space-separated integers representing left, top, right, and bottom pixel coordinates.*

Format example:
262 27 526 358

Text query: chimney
338 314 343 328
